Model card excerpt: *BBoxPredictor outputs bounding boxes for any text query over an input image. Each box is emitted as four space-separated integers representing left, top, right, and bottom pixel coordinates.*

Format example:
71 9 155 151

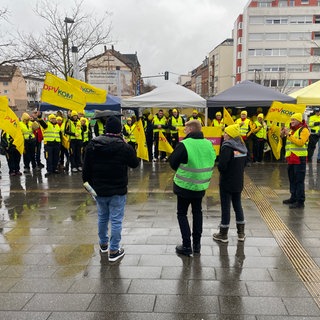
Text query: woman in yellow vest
19 112 37 173
252 113 267 163
168 109 185 149
37 114 62 177
281 113 310 209
123 118 137 150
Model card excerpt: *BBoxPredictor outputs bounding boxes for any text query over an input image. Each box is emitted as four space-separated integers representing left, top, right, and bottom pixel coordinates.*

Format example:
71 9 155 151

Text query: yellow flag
67 77 107 103
223 107 234 126
41 73 86 113
132 119 149 161
0 96 24 155
265 101 306 124
267 124 282 160
158 131 174 154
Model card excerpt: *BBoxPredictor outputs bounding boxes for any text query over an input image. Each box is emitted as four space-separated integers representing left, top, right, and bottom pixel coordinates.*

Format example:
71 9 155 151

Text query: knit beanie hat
241 110 247 116
21 112 30 121
291 113 302 122
48 114 56 121
225 124 241 138
105 116 122 133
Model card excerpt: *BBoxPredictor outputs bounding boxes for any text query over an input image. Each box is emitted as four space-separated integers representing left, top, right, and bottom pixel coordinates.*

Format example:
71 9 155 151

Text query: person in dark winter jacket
212 123 247 243
169 120 216 256
82 116 139 262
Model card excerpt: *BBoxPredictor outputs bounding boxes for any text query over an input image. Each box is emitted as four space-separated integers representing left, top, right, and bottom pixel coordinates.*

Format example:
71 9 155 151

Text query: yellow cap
172 108 178 113
225 124 241 138
192 109 198 113
48 114 56 120
71 110 78 117
216 111 222 116
257 113 264 119
127 117 132 121
56 116 62 121
241 110 247 116
291 113 302 122
80 117 86 122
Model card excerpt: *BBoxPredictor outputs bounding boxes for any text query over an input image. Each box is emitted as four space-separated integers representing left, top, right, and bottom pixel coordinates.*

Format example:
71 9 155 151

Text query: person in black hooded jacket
82 116 139 262
212 124 247 243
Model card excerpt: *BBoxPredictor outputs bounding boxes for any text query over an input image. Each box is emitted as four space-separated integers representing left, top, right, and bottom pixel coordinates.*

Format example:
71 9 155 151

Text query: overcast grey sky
2 0 248 85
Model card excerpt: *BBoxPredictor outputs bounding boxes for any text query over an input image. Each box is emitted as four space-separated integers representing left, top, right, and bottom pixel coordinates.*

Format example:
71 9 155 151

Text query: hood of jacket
90 134 125 155
222 137 247 154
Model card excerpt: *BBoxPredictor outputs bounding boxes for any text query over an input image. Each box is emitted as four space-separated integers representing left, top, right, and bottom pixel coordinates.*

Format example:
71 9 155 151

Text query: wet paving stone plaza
0 154 320 319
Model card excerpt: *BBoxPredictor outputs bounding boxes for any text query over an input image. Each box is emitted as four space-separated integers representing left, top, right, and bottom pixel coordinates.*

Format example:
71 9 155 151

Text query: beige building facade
0 65 28 115
208 38 234 96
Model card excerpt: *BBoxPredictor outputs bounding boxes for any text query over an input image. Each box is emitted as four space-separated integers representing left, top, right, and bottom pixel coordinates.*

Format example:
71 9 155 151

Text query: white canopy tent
121 81 207 123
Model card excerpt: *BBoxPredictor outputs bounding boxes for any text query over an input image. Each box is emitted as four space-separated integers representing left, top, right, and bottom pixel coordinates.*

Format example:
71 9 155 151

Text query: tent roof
40 94 121 111
289 80 320 105
121 81 206 109
207 80 296 107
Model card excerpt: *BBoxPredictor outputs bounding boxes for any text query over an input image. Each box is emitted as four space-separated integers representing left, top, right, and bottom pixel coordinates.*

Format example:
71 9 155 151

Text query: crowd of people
1 106 320 178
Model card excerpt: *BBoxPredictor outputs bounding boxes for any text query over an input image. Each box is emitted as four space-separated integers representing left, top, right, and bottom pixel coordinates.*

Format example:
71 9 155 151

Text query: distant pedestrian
169 120 216 256
212 124 247 243
281 113 310 209
82 116 139 262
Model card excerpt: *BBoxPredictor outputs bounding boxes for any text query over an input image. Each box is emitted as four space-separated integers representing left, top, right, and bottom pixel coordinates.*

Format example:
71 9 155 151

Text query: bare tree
19 0 113 79
0 7 40 67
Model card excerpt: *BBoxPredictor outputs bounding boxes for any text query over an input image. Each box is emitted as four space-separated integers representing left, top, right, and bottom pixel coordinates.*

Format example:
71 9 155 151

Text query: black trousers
45 142 61 173
288 163 306 203
176 195 203 247
307 134 319 161
69 139 83 169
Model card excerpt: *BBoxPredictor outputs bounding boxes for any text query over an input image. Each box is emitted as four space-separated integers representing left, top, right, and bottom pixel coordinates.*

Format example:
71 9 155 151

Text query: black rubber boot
236 224 246 242
212 227 229 243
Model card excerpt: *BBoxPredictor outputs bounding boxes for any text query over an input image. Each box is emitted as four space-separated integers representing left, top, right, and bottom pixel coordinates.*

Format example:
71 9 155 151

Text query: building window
238 22 243 29
290 16 312 24
279 0 288 7
237 66 241 74
248 65 263 72
301 0 309 4
265 33 287 40
315 32 320 40
289 0 295 6
258 2 272 7
249 16 264 24
288 48 309 56
4 90 8 94
266 17 288 24
312 64 320 72
316 15 320 23
3 82 9 86
249 33 264 41
288 64 309 72
313 48 320 56
237 37 242 44
248 49 263 56
289 32 311 41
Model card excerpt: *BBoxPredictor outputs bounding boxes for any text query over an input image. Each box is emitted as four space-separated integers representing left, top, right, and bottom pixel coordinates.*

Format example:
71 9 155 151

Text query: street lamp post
64 17 74 77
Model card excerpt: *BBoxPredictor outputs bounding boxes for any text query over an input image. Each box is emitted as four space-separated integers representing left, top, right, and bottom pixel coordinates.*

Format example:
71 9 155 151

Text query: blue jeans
95 195 126 251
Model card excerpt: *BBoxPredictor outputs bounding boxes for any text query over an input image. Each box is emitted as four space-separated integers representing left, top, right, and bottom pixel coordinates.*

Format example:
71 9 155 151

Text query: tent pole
205 108 208 127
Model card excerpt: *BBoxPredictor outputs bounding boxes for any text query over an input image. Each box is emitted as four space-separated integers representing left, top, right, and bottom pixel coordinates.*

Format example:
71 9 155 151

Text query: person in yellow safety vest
80 116 92 162
65 110 85 173
252 113 267 163
123 117 137 150
235 110 253 165
227 108 237 121
211 111 225 131
94 118 106 137
56 116 70 172
36 114 62 177
168 108 185 149
281 113 310 209
152 109 168 161
187 109 204 126
307 107 320 162
19 112 37 173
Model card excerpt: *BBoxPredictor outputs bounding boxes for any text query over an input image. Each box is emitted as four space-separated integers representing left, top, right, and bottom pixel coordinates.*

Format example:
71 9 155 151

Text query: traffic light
164 71 169 80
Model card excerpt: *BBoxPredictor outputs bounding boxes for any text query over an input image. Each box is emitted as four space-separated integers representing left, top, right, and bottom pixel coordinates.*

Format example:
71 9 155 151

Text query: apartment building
234 0 320 94
190 57 209 98
25 76 44 108
208 38 234 96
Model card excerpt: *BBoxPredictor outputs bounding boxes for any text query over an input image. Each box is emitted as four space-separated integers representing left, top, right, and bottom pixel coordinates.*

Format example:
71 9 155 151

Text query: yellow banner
159 131 174 154
132 119 149 161
41 73 86 113
223 107 234 126
178 126 222 155
67 77 107 104
267 124 282 160
0 96 24 154
265 101 306 124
